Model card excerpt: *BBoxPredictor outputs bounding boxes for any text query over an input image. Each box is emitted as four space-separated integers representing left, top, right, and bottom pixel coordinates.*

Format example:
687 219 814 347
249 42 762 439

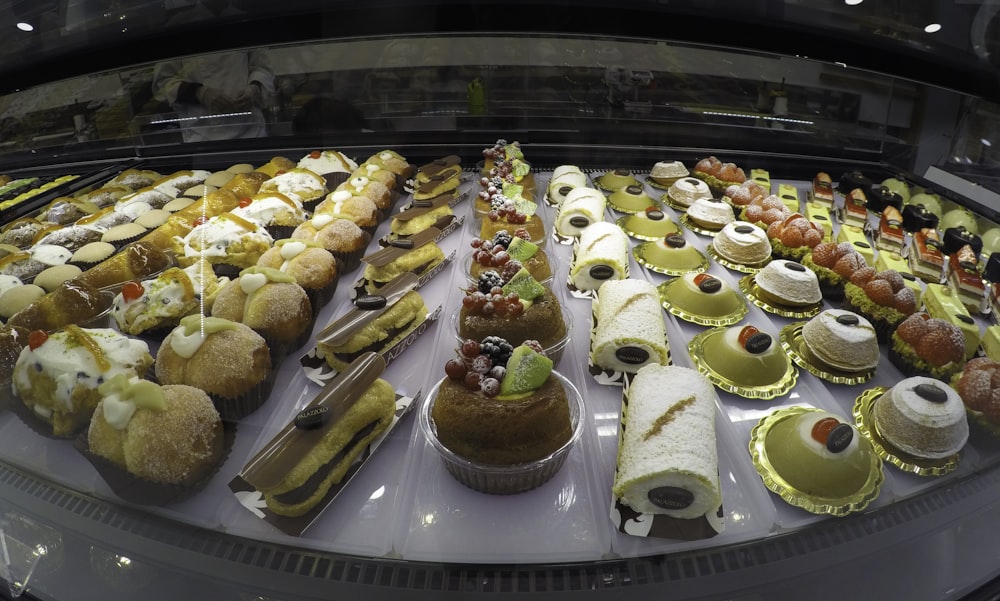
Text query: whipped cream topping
263 171 324 199
310 214 335 229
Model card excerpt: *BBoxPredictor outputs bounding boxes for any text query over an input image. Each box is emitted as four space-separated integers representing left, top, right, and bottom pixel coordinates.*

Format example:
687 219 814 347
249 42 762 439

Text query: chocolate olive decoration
744 332 772 354
614 168 630 176
735 225 754 234
626 185 643 195
914 382 948 404
295 406 329 430
835 313 860 326
665 234 686 248
558 185 573 196
958 314 975 324
854 241 871 249
589 265 615 280
646 210 665 221
826 423 854 453
355 295 388 310
569 216 590 228
784 262 806 272
698 277 722 293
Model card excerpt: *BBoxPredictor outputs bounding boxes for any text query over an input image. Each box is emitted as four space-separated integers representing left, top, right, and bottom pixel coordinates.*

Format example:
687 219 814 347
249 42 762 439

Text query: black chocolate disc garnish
615 346 650 365
355 295 388 310
901 272 916 281
745 332 772 354
589 265 615 280
559 185 573 196
646 210 664 221
914 382 948 404
665 234 686 248
626 185 643 195
735 225 754 234
295 406 329 430
698 277 722 293
569 216 591 228
784 262 806 272
814 214 828 221
389 238 415 249
826 423 854 453
958 314 975 324
684 178 700 186
854 241 871 249
614 168 630 176
835 313 860 326
647 486 695 510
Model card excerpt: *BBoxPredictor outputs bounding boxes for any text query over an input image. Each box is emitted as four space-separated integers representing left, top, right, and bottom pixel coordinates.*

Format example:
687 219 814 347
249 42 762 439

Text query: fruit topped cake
431 339 573 467
889 312 966 381
723 180 767 209
691 324 795 397
802 241 868 301
480 195 545 245
458 267 568 354
468 229 553 285
843 268 918 341
691 156 747 193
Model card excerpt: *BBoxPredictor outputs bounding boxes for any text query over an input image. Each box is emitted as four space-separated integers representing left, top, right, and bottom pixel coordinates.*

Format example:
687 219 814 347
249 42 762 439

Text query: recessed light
16 22 33 32
925 23 942 33
845 0 863 5
982 138 993 147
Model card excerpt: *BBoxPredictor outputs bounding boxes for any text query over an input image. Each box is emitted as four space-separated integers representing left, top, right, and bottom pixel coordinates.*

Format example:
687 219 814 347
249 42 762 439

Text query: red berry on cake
833 253 866 278
896 313 931 344
874 270 905 292
849 266 877 286
915 320 965 367
863 279 895 306
893 287 917 314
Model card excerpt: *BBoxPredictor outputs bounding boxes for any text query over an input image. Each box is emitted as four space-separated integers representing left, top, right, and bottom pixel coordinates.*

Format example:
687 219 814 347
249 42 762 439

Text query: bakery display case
4 2 1000 601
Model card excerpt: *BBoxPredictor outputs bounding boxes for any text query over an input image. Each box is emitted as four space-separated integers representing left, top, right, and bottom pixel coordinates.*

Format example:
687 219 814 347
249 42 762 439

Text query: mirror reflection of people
152 3 275 142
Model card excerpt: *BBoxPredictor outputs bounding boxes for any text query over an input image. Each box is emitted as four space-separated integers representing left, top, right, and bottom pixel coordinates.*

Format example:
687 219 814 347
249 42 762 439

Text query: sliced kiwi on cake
498 344 553 400
502 267 545 310
507 237 538 262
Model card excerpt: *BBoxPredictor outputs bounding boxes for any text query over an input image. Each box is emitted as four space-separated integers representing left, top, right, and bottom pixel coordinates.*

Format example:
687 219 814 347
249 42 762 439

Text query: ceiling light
982 138 993 147
925 23 942 33
845 0 863 5
16 22 33 32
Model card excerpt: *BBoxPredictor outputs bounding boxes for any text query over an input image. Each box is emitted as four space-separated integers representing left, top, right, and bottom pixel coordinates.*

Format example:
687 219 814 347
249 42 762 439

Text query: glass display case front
3 3 1000 601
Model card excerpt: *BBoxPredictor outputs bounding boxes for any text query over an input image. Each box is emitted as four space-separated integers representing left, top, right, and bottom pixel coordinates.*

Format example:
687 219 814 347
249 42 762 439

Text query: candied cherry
693 274 713 286
238 197 252 208
460 339 481 358
308 150 321 159
737 326 759 348
28 330 48 350
121 281 145 303
192 215 208 226
810 417 840 445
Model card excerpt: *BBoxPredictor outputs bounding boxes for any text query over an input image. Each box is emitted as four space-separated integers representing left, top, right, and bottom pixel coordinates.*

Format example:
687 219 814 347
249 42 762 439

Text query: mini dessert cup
419 371 584 495
452 308 573 368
